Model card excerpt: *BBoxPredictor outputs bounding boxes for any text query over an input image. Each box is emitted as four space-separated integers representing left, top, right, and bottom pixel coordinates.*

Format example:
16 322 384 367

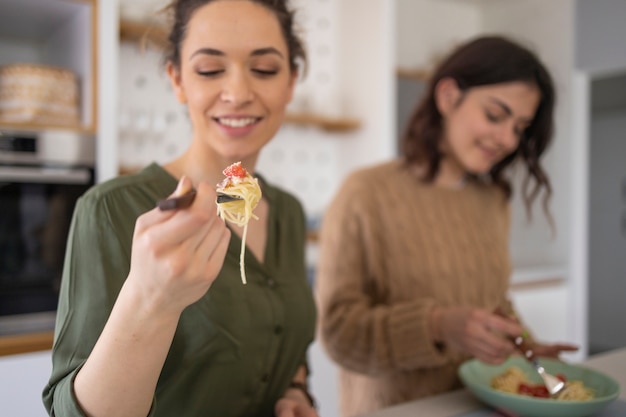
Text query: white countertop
360 348 626 417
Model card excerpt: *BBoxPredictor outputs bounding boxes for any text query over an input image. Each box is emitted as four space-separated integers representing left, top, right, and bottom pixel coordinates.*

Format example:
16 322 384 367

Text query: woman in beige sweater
315 36 577 417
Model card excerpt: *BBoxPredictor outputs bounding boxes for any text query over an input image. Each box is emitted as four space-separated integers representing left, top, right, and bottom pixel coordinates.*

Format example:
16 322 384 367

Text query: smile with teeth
216 117 259 128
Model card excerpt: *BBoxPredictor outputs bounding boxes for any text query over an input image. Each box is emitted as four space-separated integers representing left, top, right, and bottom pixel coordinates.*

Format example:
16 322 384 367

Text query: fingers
487 313 525 339
551 343 579 352
135 176 197 234
472 327 517 364
532 343 579 358
462 309 519 363
191 223 231 279
151 181 228 279
167 175 194 198
140 181 222 248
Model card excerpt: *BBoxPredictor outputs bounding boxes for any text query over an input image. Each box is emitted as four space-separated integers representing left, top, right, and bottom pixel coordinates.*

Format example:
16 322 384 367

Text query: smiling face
436 79 541 181
167 0 297 165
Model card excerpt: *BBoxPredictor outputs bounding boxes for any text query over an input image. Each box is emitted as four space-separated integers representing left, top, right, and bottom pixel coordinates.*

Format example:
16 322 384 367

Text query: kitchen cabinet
0 0 98 133
0 0 119 356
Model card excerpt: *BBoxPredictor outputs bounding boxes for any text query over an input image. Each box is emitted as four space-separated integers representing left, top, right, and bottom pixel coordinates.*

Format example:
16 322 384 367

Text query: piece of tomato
518 383 549 398
223 162 247 178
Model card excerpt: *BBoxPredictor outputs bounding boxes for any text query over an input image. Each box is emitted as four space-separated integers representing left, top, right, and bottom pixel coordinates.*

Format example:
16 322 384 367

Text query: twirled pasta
216 162 262 284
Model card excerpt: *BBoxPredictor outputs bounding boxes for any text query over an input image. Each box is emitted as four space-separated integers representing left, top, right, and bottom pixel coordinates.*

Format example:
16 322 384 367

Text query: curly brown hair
402 35 555 220
161 0 307 74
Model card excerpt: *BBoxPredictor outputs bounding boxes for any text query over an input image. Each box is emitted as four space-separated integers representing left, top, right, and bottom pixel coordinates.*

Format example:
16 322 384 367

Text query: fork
512 335 566 397
157 190 242 211
494 308 566 397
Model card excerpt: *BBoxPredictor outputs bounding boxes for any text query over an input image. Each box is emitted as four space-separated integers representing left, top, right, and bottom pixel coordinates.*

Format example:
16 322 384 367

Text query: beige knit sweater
315 160 518 417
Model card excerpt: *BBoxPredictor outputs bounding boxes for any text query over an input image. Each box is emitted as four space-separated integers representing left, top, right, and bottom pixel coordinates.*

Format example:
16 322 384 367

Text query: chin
465 164 491 176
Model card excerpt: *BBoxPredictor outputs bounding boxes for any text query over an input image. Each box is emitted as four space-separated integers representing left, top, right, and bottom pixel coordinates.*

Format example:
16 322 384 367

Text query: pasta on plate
492 366 594 401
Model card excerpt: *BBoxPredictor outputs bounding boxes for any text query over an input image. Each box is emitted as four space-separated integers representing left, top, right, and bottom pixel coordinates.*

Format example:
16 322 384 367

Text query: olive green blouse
43 163 316 417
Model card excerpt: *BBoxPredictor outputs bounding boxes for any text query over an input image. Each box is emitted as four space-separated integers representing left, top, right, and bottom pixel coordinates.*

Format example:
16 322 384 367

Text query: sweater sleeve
315 172 448 376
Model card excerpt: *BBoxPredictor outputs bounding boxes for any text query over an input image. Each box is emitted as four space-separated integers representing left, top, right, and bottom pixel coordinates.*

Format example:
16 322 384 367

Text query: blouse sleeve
42 191 156 416
315 173 448 376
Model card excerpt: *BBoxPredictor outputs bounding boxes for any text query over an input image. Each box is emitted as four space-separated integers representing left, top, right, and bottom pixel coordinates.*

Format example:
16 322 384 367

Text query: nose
220 71 254 106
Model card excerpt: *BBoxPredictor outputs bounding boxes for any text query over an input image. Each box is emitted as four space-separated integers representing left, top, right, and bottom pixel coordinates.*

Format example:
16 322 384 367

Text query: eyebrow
190 47 285 60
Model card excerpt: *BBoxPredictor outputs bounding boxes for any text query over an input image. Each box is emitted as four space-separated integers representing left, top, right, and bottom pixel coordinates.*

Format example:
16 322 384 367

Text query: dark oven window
0 168 93 334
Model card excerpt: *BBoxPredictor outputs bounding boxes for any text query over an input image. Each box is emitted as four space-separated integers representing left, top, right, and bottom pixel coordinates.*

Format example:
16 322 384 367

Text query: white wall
396 0 482 70
95 0 120 182
481 0 574 273
0 351 52 417
479 0 579 359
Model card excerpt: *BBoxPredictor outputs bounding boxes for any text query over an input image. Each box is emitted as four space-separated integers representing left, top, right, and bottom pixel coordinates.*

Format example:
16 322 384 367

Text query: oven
0 130 95 335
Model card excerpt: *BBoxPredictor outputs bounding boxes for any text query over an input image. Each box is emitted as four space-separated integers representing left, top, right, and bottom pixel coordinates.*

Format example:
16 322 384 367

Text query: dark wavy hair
161 0 307 74
402 35 555 219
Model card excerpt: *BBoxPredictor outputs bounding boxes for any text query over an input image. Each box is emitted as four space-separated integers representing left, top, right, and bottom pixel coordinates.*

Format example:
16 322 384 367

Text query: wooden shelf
307 229 319 243
0 331 54 357
119 18 168 49
284 112 360 132
396 67 431 82
0 120 95 134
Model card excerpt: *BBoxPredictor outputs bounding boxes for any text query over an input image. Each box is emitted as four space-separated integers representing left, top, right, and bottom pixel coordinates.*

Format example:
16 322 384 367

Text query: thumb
155 176 196 211
172 175 194 197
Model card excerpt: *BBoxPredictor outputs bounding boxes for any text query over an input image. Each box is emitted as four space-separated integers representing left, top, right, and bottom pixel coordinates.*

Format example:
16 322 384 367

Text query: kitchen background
0 0 625 416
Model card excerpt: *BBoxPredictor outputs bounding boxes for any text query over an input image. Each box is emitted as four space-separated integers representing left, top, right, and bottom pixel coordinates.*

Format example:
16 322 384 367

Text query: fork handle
512 335 537 361
493 307 536 360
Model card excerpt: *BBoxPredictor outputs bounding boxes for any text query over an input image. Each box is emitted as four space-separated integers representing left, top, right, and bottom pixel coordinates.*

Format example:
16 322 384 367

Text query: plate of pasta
458 356 619 417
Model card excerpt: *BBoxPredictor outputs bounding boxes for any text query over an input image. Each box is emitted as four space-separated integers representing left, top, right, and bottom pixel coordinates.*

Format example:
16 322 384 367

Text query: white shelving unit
0 2 119 416
0 0 97 133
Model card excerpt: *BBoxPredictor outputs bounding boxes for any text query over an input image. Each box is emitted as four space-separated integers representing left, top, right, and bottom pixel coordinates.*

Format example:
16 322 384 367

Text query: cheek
447 114 477 149
261 78 294 109
185 87 211 109
266 90 291 111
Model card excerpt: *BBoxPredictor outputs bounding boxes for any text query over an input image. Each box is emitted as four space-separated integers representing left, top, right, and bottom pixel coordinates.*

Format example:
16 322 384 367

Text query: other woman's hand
432 306 524 364
127 177 231 316
531 342 579 359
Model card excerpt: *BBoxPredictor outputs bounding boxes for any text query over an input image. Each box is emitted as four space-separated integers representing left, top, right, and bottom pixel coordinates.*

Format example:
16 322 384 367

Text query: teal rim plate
458 356 620 417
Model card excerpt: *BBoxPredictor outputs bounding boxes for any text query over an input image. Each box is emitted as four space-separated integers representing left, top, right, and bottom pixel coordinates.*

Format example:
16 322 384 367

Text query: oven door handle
0 166 92 184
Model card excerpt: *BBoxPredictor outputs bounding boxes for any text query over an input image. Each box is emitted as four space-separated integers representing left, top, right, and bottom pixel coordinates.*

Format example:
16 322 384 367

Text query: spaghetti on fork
216 162 262 284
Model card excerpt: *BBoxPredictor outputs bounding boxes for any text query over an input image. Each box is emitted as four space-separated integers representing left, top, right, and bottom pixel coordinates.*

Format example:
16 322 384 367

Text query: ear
167 62 187 104
434 77 462 116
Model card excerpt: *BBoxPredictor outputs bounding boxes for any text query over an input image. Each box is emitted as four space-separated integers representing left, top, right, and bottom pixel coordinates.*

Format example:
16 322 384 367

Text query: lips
476 142 500 160
215 117 260 128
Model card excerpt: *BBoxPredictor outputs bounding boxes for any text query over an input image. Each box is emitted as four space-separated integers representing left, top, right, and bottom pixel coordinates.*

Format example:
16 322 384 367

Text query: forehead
470 81 541 118
183 1 287 54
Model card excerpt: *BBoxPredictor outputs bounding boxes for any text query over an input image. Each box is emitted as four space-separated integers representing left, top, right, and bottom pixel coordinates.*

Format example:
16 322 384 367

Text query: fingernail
175 176 191 196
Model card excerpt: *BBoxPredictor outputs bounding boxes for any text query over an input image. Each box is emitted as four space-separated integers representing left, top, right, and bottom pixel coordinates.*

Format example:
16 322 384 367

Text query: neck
434 158 467 189
164 147 258 188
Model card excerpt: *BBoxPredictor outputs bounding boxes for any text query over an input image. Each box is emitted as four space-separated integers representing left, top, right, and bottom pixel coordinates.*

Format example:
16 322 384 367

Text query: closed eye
253 69 278 76
486 111 505 123
197 70 224 77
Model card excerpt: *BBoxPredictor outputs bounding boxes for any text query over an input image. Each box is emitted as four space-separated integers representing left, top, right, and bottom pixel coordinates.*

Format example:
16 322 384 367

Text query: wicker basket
0 63 80 125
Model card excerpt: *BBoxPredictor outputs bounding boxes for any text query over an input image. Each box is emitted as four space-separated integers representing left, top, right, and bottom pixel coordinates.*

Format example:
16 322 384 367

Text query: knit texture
315 160 517 417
